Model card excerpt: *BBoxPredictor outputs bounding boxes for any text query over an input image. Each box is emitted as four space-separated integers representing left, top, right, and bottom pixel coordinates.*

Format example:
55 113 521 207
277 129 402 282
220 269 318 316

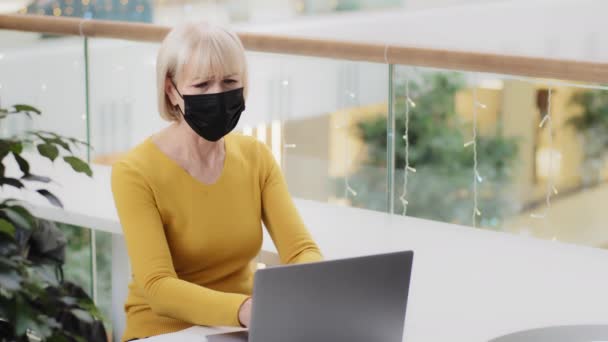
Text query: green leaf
36 131 59 138
70 308 93 324
67 137 90 147
0 178 24 189
12 104 41 115
9 142 23 155
63 156 92 177
0 198 18 206
0 269 21 291
30 264 59 287
22 174 52 183
0 218 15 238
48 331 85 342
36 190 63 208
0 208 30 231
77 299 103 320
59 296 77 306
37 143 59 162
12 152 29 175
53 139 71 153
3 205 35 229
0 140 11 157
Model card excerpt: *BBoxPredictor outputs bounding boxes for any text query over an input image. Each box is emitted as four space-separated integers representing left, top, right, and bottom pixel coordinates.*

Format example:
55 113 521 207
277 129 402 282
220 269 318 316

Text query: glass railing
1 14 608 339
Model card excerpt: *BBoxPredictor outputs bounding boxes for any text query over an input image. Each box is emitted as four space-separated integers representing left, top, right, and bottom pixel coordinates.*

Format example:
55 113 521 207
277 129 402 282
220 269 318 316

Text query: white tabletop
142 326 246 342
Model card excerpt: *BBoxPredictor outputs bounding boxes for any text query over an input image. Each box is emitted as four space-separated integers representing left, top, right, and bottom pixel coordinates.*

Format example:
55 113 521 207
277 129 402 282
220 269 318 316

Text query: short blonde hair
156 22 248 121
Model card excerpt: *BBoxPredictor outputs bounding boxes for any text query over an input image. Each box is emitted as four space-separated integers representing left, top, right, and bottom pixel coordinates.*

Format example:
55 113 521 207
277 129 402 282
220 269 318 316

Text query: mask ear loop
170 78 185 116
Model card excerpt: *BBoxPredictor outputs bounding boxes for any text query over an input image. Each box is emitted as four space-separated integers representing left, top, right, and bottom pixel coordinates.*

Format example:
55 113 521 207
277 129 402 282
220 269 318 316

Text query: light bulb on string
469 81 487 226
341 88 358 201
531 87 558 221
398 73 417 215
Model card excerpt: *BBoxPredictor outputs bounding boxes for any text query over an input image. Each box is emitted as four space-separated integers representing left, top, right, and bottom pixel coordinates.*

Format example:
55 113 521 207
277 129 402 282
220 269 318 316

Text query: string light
399 75 416 215
279 76 296 169
342 90 358 199
466 82 486 227
531 88 557 220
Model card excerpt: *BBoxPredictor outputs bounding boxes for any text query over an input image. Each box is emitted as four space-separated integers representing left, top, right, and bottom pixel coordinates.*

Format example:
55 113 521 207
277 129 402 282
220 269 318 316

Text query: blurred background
1 0 607 338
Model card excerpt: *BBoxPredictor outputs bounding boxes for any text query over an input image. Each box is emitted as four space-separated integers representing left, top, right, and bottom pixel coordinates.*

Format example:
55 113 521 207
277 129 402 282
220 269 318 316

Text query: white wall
238 0 607 64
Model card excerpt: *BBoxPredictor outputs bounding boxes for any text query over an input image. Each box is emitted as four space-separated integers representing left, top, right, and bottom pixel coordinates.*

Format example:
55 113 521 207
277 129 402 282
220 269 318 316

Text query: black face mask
172 81 246 142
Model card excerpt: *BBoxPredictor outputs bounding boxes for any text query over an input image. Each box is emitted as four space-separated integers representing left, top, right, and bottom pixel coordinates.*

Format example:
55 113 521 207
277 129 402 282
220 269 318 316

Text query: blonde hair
156 22 248 121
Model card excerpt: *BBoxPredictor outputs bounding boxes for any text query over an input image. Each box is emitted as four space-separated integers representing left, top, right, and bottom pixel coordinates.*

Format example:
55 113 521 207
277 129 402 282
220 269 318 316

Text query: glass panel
390 64 608 249
386 67 478 222
56 223 112 332
87 38 163 164
60 223 93 292
243 53 390 212
0 31 88 155
95 229 113 333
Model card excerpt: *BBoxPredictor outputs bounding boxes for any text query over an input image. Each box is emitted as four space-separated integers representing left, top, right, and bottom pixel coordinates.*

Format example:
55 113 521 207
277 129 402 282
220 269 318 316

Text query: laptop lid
248 251 414 342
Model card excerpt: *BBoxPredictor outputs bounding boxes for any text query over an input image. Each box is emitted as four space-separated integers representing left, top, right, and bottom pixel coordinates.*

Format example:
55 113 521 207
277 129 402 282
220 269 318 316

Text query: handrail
1 14 607 84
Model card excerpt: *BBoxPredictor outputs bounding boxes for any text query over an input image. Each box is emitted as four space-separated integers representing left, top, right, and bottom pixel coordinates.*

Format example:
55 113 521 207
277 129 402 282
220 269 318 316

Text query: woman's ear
165 78 178 107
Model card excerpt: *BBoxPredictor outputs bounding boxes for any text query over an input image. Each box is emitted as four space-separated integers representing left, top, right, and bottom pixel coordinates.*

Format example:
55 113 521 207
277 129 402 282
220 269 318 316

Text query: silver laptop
208 251 414 342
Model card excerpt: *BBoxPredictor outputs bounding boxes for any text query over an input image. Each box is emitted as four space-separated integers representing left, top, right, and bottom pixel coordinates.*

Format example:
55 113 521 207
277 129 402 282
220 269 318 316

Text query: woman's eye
195 82 209 88
223 79 237 84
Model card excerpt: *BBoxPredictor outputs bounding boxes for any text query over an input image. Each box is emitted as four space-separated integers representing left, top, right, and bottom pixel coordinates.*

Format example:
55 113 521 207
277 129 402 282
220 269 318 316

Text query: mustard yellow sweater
111 134 323 341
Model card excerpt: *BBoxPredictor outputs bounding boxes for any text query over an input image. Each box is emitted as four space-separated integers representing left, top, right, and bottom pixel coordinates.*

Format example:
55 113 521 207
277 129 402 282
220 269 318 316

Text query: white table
4 155 608 342
142 326 246 342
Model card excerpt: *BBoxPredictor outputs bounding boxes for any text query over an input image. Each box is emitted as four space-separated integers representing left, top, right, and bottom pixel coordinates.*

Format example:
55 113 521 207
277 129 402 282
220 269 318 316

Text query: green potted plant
342 72 519 228
567 89 608 186
0 103 106 341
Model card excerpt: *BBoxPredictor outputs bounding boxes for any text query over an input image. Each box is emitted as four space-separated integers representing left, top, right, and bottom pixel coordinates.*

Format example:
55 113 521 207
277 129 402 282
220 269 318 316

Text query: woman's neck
158 122 225 167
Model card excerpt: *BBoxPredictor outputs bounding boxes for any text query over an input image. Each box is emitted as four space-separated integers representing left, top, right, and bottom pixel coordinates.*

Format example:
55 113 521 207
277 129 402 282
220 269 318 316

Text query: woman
111 22 323 341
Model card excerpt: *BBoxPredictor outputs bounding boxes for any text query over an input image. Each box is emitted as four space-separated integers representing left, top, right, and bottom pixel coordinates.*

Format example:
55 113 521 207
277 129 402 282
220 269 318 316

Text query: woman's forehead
179 54 243 82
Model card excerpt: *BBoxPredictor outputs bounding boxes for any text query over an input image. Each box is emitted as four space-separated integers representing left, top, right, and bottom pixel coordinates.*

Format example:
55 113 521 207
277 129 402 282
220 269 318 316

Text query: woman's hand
238 298 253 327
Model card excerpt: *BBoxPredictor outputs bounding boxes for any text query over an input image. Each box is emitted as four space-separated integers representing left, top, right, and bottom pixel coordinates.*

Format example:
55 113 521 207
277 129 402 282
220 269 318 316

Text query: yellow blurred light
242 125 253 136
53 7 62 16
18 7 27 14
120 0 128 5
295 0 304 13
82 0 90 5
256 124 267 144
536 147 562 181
